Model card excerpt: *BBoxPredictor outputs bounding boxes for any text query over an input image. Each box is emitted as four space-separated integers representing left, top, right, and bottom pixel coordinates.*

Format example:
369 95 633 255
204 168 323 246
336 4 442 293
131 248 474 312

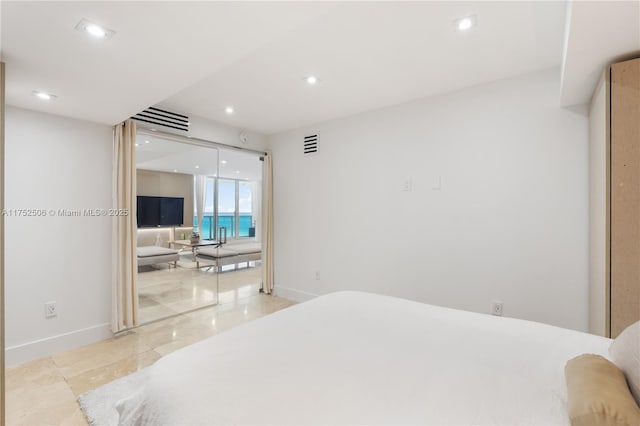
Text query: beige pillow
610 321 640 405
565 354 640 426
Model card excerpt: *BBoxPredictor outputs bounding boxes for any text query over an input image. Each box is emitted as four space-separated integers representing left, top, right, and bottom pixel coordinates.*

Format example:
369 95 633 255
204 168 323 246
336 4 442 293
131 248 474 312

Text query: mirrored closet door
212 151 264 307
135 133 220 324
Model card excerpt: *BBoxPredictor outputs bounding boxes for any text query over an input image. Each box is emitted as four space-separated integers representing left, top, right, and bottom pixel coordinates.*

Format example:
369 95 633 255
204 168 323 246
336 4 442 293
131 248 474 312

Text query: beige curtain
112 120 138 332
261 152 274 294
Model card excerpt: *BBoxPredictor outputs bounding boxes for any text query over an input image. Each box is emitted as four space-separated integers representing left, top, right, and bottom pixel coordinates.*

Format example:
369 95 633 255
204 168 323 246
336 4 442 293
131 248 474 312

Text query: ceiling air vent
303 134 319 155
132 107 190 132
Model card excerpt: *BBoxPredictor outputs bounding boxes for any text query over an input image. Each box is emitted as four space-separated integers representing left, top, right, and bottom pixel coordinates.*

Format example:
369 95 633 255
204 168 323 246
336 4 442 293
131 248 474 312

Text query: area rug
78 368 149 426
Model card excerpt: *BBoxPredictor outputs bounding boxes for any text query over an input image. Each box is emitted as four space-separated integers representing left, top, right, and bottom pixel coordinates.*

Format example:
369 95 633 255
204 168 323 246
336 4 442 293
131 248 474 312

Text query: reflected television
137 196 184 227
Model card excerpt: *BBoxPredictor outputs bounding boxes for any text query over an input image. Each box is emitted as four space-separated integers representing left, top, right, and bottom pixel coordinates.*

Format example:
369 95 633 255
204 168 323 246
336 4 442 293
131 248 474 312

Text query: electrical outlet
45 302 57 318
315 271 321 280
491 301 503 316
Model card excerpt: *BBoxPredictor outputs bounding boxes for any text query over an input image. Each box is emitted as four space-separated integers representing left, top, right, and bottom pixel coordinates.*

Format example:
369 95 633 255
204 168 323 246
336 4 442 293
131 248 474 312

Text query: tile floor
137 260 262 323
5 285 295 425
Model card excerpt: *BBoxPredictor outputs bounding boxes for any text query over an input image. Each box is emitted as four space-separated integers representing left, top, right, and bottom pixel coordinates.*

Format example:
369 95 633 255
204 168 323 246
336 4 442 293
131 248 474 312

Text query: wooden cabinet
589 58 640 338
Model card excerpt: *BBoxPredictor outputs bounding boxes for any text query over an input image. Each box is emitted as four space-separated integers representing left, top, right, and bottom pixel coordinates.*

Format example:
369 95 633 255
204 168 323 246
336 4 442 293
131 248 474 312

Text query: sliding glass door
238 181 254 237
216 153 264 304
218 179 236 239
196 177 258 241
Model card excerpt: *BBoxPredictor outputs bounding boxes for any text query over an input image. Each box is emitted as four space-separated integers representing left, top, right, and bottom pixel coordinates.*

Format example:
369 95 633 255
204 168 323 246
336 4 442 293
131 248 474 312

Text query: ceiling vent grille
303 134 319 155
132 107 190 132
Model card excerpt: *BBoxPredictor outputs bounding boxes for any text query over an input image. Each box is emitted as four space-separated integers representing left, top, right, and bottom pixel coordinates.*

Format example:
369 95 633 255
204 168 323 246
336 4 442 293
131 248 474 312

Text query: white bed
116 291 612 425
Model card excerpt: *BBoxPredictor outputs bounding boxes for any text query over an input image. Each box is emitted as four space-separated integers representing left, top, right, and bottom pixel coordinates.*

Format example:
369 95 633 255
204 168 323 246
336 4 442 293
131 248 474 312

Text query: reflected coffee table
169 239 221 262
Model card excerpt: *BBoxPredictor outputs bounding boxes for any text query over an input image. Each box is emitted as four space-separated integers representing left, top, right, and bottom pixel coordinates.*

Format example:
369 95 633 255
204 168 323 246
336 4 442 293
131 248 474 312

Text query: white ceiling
135 135 263 181
161 1 567 134
560 1 640 107
0 1 333 125
2 1 633 135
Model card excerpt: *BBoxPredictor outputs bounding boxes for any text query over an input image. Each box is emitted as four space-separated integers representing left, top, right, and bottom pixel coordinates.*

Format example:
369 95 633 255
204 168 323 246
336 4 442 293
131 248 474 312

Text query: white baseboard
273 285 318 303
5 323 113 367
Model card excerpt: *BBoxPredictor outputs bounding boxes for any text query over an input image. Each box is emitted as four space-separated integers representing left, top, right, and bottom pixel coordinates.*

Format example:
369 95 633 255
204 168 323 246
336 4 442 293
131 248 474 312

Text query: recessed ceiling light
220 160 227 164
454 15 476 32
235 170 240 174
195 165 200 169
75 19 116 39
225 107 234 114
86 24 106 38
32 91 57 101
305 75 318 85
173 169 178 173
145 140 150 144
213 174 217 177
135 143 140 147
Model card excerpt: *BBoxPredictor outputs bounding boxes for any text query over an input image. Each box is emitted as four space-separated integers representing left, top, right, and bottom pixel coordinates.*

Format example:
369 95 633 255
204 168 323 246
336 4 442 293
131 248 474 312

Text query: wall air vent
303 134 319 155
132 107 190 132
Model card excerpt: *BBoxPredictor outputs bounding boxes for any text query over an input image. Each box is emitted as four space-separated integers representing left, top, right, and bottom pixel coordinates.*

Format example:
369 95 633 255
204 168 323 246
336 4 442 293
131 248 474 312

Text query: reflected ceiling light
144 140 150 144
220 160 227 164
32 90 57 101
74 18 116 39
305 75 318 85
135 143 140 147
195 165 200 169
235 170 240 174
173 169 178 173
454 15 476 32
225 107 234 114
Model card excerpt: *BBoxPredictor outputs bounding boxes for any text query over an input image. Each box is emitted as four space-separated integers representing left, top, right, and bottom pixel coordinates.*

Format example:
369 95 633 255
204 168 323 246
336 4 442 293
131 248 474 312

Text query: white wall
588 74 608 336
189 114 268 152
4 107 113 365
268 68 590 332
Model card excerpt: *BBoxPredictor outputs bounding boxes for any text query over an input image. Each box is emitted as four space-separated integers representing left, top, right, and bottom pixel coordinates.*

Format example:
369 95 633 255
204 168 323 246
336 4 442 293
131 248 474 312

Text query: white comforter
117 291 611 425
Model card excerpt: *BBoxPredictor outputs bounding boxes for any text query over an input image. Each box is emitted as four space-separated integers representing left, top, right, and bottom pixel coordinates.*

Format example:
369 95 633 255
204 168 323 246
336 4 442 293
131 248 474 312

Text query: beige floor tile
134 317 216 349
5 357 63 391
188 303 264 333
66 350 161 396
8 401 87 426
60 406 89 426
52 332 151 379
6 380 80 426
152 332 214 357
